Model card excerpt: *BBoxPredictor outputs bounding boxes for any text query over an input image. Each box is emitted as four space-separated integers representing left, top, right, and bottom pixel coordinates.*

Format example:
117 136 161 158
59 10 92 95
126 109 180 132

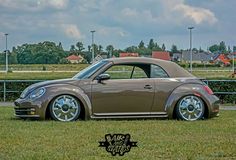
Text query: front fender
165 83 212 119
41 84 92 120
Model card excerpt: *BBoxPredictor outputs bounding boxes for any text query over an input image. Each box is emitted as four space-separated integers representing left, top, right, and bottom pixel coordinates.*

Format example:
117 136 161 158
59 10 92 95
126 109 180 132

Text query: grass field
0 107 235 160
0 64 235 80
0 64 89 71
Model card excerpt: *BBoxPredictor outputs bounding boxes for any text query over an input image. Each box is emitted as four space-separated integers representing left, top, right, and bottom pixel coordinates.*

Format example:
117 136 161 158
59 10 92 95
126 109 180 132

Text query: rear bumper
208 95 220 118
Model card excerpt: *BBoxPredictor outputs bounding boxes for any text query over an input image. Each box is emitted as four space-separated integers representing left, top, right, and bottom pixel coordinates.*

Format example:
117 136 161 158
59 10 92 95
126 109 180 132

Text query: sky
0 0 235 51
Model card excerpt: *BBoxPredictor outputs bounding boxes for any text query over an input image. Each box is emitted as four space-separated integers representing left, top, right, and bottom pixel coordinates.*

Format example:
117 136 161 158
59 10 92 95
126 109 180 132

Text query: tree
98 45 103 53
199 47 204 52
233 46 236 52
138 41 145 49
106 45 114 58
227 46 232 53
58 42 63 50
209 44 219 53
148 39 155 50
15 41 66 64
76 42 84 52
125 46 138 52
219 41 227 53
162 43 166 51
88 45 91 52
192 48 198 53
70 45 76 52
171 45 178 53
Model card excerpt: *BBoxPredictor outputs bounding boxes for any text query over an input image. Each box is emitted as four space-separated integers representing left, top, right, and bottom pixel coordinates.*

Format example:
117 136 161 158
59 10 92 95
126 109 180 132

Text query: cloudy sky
0 0 235 51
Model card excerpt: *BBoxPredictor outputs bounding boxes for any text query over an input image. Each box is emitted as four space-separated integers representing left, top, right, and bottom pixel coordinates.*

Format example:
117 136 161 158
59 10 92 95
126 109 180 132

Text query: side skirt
91 112 168 119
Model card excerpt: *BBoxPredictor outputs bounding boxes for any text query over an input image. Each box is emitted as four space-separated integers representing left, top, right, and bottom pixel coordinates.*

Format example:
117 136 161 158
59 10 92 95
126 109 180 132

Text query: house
172 53 182 62
119 52 139 57
213 53 230 65
152 51 171 61
181 51 214 63
66 54 84 63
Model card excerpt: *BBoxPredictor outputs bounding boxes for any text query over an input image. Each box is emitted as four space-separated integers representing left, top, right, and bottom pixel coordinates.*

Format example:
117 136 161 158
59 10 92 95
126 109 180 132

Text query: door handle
144 85 152 89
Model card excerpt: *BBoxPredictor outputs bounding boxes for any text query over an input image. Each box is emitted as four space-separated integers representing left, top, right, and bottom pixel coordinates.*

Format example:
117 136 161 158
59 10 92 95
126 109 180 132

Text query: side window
151 64 169 78
104 65 148 79
132 66 148 79
104 65 133 79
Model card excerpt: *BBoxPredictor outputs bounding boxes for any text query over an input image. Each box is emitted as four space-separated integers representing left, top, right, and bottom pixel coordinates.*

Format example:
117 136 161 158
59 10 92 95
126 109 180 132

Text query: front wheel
176 95 205 121
49 95 81 122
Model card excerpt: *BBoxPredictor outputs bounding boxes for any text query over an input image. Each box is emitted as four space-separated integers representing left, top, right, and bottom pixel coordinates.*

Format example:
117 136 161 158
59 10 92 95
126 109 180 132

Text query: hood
20 78 79 99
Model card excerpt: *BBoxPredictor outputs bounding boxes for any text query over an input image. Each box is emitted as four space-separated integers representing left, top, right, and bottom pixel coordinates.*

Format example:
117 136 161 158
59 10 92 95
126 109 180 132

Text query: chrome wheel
50 95 80 122
177 95 204 121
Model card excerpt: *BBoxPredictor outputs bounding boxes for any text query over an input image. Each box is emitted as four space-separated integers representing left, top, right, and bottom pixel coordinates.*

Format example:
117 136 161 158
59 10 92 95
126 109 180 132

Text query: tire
49 95 81 122
176 95 205 121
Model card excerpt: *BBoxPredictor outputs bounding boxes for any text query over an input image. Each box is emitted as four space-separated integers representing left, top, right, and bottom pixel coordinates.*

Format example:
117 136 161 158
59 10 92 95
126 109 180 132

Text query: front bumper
14 98 41 119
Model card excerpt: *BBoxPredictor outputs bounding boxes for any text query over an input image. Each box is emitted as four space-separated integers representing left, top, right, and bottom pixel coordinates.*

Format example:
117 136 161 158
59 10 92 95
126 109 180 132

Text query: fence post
3 80 6 102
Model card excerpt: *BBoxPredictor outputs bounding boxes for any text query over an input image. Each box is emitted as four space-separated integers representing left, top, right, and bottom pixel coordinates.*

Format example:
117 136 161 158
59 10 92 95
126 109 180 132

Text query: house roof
66 55 82 61
119 53 139 57
213 54 230 64
182 51 213 61
152 51 171 61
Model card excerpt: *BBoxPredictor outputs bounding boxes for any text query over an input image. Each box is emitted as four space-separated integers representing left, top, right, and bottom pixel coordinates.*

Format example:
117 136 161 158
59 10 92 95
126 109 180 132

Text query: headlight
20 88 29 99
29 87 46 99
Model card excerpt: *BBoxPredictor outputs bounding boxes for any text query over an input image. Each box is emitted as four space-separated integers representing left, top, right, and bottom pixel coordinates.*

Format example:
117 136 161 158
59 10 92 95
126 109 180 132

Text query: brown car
14 57 220 122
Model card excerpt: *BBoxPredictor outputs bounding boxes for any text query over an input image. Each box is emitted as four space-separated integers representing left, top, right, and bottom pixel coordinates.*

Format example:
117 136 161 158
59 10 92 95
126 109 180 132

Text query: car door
91 64 155 115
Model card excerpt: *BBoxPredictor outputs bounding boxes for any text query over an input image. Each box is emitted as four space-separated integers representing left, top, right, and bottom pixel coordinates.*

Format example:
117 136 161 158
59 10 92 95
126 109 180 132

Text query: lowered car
14 57 219 122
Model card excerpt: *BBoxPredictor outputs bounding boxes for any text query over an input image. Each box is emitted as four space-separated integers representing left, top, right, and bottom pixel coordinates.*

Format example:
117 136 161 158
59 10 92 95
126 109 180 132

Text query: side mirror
97 73 110 83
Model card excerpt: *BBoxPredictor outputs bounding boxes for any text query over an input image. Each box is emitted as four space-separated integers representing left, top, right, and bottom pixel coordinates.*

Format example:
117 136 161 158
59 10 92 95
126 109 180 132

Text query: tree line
0 39 235 64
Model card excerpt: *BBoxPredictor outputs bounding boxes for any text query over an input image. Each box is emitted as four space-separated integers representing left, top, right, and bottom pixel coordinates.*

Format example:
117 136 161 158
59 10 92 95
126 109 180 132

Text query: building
66 54 84 63
119 52 139 57
152 51 171 61
213 53 230 65
181 51 214 63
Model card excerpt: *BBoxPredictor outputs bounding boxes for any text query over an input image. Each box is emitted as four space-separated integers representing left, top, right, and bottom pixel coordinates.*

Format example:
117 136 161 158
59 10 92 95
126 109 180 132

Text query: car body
14 57 220 121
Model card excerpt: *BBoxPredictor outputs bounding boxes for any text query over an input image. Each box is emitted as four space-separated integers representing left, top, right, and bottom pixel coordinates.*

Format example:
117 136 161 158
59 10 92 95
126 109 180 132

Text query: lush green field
0 72 77 80
0 64 89 71
0 64 235 80
1 71 234 80
0 107 235 160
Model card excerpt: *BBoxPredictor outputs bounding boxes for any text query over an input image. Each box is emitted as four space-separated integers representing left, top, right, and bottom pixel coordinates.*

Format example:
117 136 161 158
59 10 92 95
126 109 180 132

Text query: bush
0 81 42 101
206 80 236 104
42 66 47 71
0 80 235 103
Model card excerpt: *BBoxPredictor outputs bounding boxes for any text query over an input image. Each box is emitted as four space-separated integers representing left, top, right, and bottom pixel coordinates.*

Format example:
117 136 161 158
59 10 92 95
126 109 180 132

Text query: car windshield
72 60 108 79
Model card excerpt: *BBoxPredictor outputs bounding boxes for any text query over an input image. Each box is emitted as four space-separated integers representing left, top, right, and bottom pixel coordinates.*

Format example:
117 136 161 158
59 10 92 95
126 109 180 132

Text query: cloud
0 0 68 11
122 8 138 17
97 27 128 37
38 0 68 10
61 24 84 39
174 3 218 24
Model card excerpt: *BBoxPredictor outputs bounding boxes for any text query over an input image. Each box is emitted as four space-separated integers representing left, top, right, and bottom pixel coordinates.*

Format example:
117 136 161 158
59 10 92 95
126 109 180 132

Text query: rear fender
165 83 211 119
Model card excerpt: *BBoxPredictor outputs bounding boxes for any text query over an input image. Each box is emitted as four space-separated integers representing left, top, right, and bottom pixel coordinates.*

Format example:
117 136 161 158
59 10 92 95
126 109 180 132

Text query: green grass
0 107 235 160
192 70 233 79
1 71 234 80
0 64 89 71
0 72 77 80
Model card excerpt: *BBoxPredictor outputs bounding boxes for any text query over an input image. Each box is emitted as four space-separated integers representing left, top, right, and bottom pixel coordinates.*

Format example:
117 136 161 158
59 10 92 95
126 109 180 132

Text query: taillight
203 85 214 95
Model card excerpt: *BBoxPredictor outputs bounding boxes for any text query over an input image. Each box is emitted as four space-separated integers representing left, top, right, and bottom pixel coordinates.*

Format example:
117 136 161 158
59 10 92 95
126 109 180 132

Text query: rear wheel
49 95 81 122
176 95 205 121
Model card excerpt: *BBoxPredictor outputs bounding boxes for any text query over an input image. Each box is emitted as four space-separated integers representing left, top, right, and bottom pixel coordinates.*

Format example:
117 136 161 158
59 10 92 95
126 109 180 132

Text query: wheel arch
42 84 92 120
165 83 211 119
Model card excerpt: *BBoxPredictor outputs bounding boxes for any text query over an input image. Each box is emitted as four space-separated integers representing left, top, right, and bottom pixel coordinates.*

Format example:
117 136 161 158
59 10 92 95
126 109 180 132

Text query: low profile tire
176 95 205 121
49 95 81 122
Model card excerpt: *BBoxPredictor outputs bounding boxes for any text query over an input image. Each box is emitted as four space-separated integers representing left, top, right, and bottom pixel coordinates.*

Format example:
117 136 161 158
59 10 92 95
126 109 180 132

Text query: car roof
106 57 194 78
